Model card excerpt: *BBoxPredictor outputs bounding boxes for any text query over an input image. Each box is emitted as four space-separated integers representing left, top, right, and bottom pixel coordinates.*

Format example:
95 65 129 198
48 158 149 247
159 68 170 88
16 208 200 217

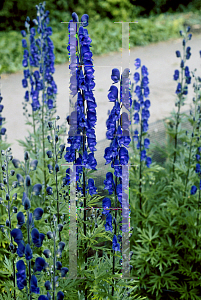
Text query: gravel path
1 33 201 161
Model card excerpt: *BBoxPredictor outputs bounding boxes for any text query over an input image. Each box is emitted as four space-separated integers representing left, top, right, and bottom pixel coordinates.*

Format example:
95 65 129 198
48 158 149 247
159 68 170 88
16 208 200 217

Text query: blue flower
108 86 118 102
196 154 200 161
17 174 24 186
38 296 49 300
16 260 27 290
22 39 27 48
46 186 53 195
24 197 31 210
133 72 140 83
17 241 25 257
25 243 33 260
111 68 120 83
141 149 146 161
144 138 150 149
134 58 141 69
60 267 69 277
45 281 52 290
17 212 25 226
87 178 97 196
30 275 40 294
33 208 44 220
191 185 197 195
21 30 26 37
102 197 111 215
57 291 64 300
34 257 46 272
176 50 181 57
81 14 89 27
104 213 113 232
176 83 182 94
112 235 120 251
11 229 23 244
196 163 201 174
141 65 149 76
32 183 42 195
31 228 45 247
146 157 152 168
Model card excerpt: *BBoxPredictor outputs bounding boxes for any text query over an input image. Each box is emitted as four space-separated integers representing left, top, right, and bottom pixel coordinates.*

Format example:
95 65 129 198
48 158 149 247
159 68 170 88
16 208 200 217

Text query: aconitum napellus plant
0 147 18 299
21 2 58 196
10 151 47 299
103 67 132 295
64 12 99 299
171 26 192 178
131 59 152 211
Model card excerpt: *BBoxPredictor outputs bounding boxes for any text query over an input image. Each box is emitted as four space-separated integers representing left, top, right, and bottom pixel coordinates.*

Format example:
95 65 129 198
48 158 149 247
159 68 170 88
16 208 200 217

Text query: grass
0 11 201 74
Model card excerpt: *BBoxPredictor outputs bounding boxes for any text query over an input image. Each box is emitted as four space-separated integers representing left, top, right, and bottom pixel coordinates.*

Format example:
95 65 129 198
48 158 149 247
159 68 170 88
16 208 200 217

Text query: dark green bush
1 0 200 32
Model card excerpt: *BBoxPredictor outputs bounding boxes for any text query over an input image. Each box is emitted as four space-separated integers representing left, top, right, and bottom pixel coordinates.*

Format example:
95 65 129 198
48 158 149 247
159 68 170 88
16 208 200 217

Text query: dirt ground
1 33 201 161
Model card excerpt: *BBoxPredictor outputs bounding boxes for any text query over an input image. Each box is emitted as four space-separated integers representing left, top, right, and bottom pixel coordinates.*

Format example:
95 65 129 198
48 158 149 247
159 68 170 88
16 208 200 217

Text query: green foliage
0 11 190 74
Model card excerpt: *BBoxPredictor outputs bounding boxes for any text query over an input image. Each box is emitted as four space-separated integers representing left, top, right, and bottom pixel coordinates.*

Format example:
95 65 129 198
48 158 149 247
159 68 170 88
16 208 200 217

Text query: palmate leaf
0 285 17 300
2 256 13 275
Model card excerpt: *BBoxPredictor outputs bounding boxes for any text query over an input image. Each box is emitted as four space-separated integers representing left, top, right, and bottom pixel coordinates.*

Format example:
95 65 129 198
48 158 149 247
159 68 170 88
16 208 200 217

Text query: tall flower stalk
0 148 18 299
132 59 152 210
21 2 57 198
103 67 132 296
64 12 98 299
11 152 45 300
171 26 192 180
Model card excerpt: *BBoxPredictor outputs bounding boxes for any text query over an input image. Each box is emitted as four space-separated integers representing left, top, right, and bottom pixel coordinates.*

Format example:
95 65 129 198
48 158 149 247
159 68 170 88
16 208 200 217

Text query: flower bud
13 206 17 213
43 249 51 258
55 134 58 143
55 164 59 173
2 165 5 171
24 151 29 161
47 231 53 239
10 170 15 176
12 181 18 188
25 175 31 187
48 122 53 129
45 280 52 290
57 224 63 232
6 219 10 227
56 261 62 270
46 187 53 195
3 179 7 185
24 197 31 210
46 151 53 158
6 194 9 201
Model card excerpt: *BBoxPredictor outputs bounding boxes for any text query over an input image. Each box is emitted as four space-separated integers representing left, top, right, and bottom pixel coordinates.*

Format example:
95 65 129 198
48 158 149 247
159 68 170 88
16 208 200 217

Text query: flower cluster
132 59 152 168
103 67 132 253
65 12 97 196
0 85 6 137
21 3 57 112
190 147 201 195
173 27 192 97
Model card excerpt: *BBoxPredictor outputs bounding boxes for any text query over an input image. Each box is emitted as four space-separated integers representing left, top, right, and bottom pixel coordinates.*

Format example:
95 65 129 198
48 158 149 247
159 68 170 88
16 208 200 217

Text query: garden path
1 33 201 160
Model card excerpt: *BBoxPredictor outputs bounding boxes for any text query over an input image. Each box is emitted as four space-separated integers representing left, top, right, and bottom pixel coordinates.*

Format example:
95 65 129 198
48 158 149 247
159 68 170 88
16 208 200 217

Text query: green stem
172 39 186 180
6 152 16 300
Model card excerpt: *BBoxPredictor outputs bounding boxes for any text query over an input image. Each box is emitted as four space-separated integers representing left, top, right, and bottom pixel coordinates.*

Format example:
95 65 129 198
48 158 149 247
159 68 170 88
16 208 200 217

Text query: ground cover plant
0 1 201 300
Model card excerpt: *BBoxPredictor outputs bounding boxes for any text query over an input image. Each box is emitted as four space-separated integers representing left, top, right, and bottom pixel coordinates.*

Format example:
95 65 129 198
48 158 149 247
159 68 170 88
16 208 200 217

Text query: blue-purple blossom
102 198 111 215
16 260 27 290
112 234 120 251
111 68 120 83
33 208 44 220
25 243 33 260
191 185 197 195
31 228 45 247
31 275 40 294
134 58 141 69
104 213 113 232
